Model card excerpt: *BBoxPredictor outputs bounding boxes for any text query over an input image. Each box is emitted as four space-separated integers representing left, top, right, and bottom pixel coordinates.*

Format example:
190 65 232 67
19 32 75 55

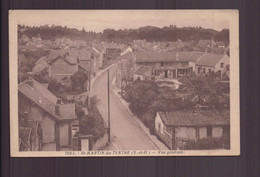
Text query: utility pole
88 60 92 106
107 69 111 143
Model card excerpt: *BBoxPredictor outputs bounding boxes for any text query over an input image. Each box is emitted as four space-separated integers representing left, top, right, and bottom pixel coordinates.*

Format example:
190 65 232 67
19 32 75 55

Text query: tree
70 71 88 92
79 96 106 142
179 72 213 104
179 73 230 111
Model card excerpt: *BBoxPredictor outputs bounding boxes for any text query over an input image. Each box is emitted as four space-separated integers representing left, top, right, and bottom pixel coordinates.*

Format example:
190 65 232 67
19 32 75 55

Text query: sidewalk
111 77 169 150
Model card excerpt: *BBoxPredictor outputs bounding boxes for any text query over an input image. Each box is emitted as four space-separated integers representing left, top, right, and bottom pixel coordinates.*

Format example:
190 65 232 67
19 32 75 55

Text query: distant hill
18 25 229 44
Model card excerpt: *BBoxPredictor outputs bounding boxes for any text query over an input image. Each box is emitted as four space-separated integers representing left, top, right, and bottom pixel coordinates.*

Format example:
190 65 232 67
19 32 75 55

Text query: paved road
92 65 158 150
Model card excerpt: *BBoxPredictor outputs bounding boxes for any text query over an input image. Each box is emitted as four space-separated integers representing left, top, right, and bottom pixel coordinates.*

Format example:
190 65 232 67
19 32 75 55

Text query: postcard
9 10 239 156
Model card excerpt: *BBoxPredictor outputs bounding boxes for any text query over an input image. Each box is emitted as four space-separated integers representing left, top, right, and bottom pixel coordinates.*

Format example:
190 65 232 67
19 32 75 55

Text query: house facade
155 110 230 150
18 78 76 151
134 51 194 80
195 53 230 78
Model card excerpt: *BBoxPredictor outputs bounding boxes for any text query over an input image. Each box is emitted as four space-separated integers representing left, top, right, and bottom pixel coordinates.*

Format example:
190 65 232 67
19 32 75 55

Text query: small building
77 49 98 76
18 78 76 151
48 52 79 81
116 52 135 86
103 48 121 67
134 51 194 80
155 110 230 150
195 53 230 78
134 66 152 81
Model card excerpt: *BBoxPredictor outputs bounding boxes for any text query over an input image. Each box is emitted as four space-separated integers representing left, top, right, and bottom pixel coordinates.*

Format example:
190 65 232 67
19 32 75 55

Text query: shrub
184 136 230 150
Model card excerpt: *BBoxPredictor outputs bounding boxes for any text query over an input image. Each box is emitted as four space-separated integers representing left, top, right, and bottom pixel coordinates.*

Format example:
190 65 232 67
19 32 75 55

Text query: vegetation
123 74 229 132
18 25 229 44
18 49 50 82
70 71 88 92
78 96 106 142
184 135 230 150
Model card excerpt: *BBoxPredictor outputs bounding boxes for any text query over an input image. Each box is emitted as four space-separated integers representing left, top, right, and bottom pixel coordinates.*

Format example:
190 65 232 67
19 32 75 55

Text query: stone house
18 78 76 151
155 110 230 150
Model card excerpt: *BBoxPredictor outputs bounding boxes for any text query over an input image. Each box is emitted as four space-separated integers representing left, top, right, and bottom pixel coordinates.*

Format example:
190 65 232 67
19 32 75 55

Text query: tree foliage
18 25 229 44
70 71 88 92
79 96 106 142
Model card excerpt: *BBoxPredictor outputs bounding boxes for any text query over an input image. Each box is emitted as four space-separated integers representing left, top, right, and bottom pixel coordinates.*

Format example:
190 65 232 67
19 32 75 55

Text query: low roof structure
196 53 227 67
158 110 229 126
134 66 151 75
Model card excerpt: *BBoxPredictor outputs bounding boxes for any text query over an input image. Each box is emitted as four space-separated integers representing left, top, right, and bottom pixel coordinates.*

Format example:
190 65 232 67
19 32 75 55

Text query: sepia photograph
9 10 240 156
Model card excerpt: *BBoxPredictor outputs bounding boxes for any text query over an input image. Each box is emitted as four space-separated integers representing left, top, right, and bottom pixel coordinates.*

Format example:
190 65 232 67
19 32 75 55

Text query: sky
12 10 230 32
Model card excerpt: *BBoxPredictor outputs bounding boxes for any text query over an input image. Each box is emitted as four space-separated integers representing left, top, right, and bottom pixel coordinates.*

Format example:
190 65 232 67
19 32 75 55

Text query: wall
59 122 70 146
215 54 230 75
175 127 197 140
199 127 207 139
155 112 164 134
41 114 55 143
154 113 174 149
212 126 224 138
133 74 144 81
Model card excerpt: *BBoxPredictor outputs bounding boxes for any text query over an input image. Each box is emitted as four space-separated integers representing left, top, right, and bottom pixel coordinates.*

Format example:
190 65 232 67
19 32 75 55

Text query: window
206 126 212 137
203 68 206 73
221 63 224 68
208 69 211 73
161 62 164 67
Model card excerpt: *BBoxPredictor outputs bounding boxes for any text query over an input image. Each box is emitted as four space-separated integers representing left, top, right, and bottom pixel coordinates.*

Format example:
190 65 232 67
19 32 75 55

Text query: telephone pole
88 60 92 106
107 69 111 143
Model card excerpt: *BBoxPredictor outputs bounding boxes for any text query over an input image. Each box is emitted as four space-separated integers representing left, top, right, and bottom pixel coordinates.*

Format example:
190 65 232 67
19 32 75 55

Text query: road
92 65 158 150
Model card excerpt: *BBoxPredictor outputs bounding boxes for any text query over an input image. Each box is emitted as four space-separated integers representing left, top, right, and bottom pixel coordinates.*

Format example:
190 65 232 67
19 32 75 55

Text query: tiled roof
47 50 67 62
134 51 177 63
158 110 229 126
196 53 227 67
19 78 75 120
134 66 151 75
77 50 94 61
189 52 205 62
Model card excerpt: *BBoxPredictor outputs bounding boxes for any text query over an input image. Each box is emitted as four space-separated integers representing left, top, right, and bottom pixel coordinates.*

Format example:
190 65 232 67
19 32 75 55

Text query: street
92 65 159 150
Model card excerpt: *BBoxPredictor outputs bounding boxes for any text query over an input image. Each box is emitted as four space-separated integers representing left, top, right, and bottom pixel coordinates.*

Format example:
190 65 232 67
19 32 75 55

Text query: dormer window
221 63 224 68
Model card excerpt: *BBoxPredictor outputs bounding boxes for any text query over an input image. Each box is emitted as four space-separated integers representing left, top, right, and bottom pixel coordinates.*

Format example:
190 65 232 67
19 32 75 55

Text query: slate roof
134 51 177 63
158 110 230 126
134 66 151 75
19 78 76 121
196 53 227 67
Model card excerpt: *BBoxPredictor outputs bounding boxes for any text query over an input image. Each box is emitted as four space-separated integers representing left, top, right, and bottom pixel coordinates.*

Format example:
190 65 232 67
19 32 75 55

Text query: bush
79 96 106 142
184 136 230 150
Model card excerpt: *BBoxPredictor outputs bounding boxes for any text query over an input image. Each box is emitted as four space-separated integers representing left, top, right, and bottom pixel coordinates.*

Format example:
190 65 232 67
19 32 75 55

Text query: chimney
57 98 62 104
55 105 59 115
26 77 34 88
38 97 42 104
